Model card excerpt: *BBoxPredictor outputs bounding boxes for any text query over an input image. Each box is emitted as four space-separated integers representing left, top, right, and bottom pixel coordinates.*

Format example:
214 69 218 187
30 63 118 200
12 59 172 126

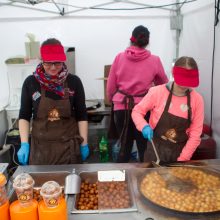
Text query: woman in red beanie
132 56 204 163
17 38 89 165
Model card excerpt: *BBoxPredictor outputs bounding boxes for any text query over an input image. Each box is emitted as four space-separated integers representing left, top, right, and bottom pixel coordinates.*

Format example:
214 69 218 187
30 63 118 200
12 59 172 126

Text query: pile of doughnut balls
140 167 220 212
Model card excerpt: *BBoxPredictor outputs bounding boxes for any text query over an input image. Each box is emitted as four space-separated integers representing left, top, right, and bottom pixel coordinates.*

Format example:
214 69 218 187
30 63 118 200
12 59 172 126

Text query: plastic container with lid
0 173 10 220
40 181 62 208
13 173 35 206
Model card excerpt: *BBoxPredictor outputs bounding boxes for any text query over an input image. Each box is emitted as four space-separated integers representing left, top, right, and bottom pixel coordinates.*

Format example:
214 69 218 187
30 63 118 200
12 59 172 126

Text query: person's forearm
78 121 88 145
19 119 30 143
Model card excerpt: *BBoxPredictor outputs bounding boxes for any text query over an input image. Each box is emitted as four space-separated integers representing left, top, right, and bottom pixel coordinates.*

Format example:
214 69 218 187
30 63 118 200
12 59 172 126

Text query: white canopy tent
0 0 219 156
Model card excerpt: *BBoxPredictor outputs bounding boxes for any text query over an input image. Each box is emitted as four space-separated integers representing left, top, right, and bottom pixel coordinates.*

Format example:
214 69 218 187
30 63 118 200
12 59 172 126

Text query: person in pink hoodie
132 56 204 163
107 25 168 162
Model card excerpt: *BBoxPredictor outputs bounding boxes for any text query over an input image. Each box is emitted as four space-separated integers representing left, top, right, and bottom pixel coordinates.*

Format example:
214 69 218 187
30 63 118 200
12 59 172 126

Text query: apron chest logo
48 108 60 121
161 128 177 143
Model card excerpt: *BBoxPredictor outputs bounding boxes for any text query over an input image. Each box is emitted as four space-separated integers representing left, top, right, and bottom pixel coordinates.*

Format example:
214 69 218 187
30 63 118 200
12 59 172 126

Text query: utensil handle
150 139 160 165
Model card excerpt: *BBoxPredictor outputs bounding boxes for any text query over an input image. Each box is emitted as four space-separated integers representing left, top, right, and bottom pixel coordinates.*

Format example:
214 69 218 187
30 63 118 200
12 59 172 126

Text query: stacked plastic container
10 173 38 220
38 181 67 220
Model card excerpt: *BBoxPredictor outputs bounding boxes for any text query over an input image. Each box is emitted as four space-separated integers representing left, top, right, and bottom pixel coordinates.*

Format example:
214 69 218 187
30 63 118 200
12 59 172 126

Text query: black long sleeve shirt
19 74 88 122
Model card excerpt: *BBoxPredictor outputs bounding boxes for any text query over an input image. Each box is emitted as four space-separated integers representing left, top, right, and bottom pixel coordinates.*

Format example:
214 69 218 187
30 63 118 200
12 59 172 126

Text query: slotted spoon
150 139 196 193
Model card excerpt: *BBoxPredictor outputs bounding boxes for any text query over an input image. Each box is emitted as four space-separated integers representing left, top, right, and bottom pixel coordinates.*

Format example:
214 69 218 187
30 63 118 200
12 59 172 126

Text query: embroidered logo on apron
161 128 177 143
48 108 60 121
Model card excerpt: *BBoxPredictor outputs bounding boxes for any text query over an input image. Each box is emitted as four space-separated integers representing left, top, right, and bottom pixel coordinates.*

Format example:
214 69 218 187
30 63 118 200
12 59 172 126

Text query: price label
98 170 126 182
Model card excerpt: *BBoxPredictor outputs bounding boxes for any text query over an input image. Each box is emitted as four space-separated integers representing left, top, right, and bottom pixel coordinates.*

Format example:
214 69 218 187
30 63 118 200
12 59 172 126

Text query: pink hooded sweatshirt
107 46 168 110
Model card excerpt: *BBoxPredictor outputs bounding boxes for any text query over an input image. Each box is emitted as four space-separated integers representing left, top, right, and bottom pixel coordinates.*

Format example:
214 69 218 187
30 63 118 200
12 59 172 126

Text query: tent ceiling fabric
0 0 193 16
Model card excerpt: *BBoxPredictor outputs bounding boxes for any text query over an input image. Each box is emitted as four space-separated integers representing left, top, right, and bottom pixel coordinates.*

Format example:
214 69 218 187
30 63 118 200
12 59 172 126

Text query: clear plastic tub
40 181 62 208
13 173 35 206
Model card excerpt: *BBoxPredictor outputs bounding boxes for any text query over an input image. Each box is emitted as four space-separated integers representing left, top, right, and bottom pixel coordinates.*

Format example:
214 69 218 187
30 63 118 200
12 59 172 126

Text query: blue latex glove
142 125 153 140
80 144 90 161
17 142 30 165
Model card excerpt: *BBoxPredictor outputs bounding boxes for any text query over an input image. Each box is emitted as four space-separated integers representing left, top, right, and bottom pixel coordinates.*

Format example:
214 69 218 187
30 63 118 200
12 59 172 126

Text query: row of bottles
0 172 67 220
98 136 138 162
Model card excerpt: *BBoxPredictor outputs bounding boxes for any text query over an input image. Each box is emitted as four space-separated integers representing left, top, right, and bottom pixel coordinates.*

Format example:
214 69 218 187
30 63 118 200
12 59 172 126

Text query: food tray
138 166 220 214
71 170 138 214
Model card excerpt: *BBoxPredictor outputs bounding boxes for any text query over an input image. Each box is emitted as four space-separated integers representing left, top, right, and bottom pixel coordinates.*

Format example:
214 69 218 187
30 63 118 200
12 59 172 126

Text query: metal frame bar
65 1 118 15
122 0 176 11
3 2 60 14
3 0 188 16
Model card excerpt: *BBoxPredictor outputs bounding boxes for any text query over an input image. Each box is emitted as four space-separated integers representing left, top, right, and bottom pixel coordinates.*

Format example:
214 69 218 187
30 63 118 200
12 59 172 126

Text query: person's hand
142 125 153 140
80 144 90 161
17 142 30 165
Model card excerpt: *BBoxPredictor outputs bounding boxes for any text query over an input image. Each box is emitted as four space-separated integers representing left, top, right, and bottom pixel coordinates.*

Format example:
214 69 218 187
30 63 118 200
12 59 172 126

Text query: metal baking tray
71 170 138 214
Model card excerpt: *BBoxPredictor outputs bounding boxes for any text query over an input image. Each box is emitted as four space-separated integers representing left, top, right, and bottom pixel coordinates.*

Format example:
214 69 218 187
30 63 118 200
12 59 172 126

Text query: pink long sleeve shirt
132 84 204 161
107 46 168 110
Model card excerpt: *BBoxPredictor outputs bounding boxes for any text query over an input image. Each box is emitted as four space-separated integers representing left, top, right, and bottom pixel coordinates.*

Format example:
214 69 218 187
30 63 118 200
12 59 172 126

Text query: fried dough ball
140 167 220 213
77 180 131 210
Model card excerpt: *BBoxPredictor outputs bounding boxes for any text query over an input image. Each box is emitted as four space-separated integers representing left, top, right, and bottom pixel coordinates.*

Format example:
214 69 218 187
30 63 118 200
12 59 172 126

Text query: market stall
6 159 220 220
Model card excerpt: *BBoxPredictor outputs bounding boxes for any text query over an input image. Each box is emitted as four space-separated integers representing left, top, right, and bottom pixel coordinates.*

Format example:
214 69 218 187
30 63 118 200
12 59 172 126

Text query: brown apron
30 86 83 165
108 89 146 161
144 83 191 163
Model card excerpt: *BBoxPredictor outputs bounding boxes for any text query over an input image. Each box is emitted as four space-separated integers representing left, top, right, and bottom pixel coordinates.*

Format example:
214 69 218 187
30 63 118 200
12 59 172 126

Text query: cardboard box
104 65 111 106
96 65 112 106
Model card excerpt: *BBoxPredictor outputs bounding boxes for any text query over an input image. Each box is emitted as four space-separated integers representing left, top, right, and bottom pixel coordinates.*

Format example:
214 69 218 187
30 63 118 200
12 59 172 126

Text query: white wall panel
180 0 220 157
0 15 174 108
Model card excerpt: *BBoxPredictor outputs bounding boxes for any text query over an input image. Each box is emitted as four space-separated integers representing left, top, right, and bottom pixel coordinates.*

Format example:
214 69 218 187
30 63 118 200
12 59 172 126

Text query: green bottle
99 136 109 162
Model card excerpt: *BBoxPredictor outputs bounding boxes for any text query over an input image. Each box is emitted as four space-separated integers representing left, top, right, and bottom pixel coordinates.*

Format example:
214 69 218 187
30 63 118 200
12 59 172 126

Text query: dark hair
131 25 150 48
174 56 198 69
41 38 62 46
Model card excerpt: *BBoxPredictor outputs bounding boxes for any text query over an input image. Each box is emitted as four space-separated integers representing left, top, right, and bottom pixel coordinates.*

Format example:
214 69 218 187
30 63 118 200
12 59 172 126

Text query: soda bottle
99 136 109 162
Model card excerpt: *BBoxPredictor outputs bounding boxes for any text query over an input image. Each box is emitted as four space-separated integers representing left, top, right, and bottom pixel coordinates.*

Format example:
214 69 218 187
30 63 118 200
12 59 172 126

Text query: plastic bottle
112 140 120 162
99 136 109 162
130 141 139 162
0 173 10 220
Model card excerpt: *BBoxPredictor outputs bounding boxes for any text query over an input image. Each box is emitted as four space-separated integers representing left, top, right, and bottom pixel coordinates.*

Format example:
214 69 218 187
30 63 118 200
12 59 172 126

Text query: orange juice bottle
0 173 10 220
38 198 67 220
10 199 38 220
38 181 67 220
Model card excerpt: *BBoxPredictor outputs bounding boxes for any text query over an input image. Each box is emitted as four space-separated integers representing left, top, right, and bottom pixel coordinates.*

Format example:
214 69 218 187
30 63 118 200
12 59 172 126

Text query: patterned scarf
33 63 74 97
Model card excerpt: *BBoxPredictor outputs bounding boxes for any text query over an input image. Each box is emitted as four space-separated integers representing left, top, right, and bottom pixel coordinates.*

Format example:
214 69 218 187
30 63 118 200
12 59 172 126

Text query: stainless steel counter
13 160 220 220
